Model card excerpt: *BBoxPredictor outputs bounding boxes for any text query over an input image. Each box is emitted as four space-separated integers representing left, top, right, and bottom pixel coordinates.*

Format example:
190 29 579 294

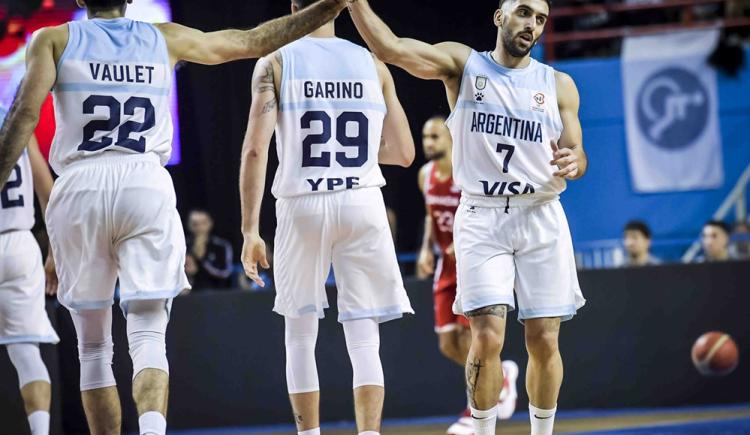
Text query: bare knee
438 333 460 361
471 325 504 357
525 319 560 361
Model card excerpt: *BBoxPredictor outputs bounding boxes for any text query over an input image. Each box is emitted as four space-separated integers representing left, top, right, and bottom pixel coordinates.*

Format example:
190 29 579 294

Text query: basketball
691 332 740 376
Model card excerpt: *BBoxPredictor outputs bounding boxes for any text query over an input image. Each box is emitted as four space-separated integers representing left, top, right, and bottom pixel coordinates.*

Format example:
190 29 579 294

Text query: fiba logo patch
532 92 545 112
636 67 709 150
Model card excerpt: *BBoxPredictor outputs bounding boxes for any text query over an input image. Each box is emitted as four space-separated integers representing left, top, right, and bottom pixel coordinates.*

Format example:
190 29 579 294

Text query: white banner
622 30 723 193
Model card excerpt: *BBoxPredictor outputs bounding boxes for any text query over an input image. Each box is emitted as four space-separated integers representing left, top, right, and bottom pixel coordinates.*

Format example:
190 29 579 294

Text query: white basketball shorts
453 195 585 322
0 230 59 344
273 187 413 323
46 154 190 312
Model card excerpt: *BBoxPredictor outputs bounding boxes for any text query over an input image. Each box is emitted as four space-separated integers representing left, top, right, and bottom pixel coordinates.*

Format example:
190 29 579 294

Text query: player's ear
494 9 503 28
75 0 85 8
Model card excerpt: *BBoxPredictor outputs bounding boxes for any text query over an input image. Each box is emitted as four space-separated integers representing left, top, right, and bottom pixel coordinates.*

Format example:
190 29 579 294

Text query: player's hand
44 249 58 296
445 243 455 261
550 141 579 179
416 248 435 279
242 233 271 288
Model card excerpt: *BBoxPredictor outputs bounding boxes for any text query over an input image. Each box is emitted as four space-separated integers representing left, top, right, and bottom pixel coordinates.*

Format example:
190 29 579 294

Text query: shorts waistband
60 153 162 173
460 192 559 208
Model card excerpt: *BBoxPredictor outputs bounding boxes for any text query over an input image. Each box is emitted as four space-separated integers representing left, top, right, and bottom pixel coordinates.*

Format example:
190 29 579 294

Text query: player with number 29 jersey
273 37 386 198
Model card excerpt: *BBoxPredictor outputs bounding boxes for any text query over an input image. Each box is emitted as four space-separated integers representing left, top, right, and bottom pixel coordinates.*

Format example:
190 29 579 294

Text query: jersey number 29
301 111 368 168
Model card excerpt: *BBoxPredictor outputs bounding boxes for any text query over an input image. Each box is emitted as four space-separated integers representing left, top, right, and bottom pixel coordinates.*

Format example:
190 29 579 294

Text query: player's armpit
157 0 345 66
0 28 57 183
555 71 587 179
377 59 415 167
348 0 469 81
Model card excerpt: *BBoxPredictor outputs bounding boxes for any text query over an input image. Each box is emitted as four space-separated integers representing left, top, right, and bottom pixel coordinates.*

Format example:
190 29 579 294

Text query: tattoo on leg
466 357 483 409
294 413 303 425
465 304 507 319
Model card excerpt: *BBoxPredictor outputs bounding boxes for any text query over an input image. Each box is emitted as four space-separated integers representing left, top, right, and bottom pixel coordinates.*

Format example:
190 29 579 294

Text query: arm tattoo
465 304 507 319
465 357 483 409
253 57 278 114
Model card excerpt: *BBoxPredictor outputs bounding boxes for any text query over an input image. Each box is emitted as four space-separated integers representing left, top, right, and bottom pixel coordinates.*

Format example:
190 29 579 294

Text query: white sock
529 404 556 435
358 432 380 435
139 411 167 435
28 411 49 435
299 429 321 435
470 405 497 435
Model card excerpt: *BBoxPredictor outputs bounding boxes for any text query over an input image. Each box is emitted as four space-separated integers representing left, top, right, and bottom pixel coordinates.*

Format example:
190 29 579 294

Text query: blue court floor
169 403 750 434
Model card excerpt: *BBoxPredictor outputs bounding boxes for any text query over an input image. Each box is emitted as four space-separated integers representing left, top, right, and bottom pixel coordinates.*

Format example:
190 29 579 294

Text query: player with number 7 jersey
239 3 415 431
0 1 351 434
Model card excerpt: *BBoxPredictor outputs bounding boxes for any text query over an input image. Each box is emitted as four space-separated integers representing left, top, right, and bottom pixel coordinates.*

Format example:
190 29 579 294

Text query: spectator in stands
185 209 234 289
620 220 661 267
698 220 734 262
730 220 750 260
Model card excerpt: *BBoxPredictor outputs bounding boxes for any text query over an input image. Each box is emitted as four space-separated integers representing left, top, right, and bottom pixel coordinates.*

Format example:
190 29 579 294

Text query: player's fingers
260 255 271 270
250 272 265 288
550 140 559 153
554 163 578 178
552 155 576 168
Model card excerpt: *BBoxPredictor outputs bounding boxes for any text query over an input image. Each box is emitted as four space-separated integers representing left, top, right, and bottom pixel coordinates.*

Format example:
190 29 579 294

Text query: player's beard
502 27 536 58
425 150 447 161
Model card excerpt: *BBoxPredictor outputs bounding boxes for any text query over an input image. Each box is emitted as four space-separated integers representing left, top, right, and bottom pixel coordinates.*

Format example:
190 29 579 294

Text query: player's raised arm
239 54 280 287
376 59 415 167
347 0 469 81
551 71 588 180
158 0 347 66
0 28 57 183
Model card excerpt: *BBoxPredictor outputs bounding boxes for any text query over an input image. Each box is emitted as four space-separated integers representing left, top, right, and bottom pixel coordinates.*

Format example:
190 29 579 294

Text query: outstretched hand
44 249 58 296
242 233 271 288
550 141 580 179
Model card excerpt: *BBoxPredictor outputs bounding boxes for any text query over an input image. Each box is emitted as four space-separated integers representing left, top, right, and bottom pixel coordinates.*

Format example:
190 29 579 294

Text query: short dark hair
624 220 651 239
86 0 127 11
499 0 552 8
292 0 318 9
705 220 731 236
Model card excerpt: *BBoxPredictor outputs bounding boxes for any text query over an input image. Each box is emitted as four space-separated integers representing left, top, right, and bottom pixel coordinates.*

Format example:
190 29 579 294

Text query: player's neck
88 8 126 19
308 22 336 38
435 156 453 177
491 47 531 69
630 252 649 265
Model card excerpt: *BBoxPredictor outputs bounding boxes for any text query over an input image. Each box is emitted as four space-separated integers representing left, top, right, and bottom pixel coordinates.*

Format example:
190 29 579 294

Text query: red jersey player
417 117 518 434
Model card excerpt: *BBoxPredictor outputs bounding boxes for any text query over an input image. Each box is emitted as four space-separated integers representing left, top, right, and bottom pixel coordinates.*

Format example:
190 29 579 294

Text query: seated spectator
619 220 661 267
730 220 750 260
185 209 234 289
697 220 735 262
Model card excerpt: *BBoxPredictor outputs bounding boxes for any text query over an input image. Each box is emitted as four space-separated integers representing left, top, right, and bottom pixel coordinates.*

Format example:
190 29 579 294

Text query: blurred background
0 0 748 434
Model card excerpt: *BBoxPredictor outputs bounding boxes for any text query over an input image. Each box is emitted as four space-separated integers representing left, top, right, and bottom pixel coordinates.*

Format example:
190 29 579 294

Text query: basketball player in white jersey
347 1 587 434
0 105 60 435
239 1 415 434
0 1 350 434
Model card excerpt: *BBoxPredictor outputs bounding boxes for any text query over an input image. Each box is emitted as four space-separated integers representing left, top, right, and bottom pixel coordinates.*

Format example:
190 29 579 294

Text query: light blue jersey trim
62 298 114 311
518 304 578 321
338 305 411 324
280 100 387 113
0 334 60 345
56 82 170 96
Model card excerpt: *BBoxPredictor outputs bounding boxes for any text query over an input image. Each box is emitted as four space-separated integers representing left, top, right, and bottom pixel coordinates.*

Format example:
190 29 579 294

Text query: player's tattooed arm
158 0 347 66
552 71 587 180
346 0 470 81
0 28 57 182
255 53 282 114
465 305 508 319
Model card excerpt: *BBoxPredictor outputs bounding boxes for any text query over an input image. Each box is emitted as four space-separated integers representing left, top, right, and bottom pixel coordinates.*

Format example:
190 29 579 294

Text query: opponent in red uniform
417 117 518 434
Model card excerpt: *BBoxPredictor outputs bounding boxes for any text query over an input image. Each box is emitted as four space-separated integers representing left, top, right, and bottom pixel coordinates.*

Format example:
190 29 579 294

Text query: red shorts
433 256 470 333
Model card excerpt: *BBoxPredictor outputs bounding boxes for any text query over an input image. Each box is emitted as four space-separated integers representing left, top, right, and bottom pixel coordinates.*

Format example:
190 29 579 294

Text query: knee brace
6 343 50 388
343 318 383 389
71 308 116 391
284 315 319 394
126 299 170 379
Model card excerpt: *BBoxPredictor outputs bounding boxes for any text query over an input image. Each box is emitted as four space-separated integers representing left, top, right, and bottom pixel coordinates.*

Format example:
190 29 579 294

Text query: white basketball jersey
0 106 34 233
50 18 173 174
272 37 387 198
446 51 565 200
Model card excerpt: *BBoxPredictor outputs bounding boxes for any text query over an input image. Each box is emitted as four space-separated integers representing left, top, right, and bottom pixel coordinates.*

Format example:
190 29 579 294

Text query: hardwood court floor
172 404 750 434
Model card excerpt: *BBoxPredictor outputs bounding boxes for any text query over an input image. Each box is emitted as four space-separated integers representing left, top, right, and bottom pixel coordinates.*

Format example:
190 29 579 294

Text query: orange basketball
691 332 739 376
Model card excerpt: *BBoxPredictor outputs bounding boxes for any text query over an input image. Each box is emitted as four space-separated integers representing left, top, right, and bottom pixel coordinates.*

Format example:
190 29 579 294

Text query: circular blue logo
636 68 709 150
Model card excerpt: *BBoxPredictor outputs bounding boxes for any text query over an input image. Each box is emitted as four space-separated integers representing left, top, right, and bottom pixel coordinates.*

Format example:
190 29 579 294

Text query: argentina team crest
475 75 488 90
